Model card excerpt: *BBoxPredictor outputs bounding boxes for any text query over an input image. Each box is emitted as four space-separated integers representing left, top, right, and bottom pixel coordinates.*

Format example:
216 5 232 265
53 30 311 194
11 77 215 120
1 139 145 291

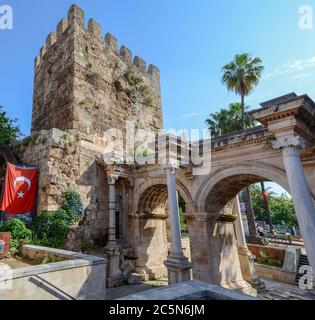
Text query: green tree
221 53 264 236
0 106 22 145
205 102 255 137
269 195 297 227
251 184 275 221
178 195 188 236
221 53 264 129
251 185 297 227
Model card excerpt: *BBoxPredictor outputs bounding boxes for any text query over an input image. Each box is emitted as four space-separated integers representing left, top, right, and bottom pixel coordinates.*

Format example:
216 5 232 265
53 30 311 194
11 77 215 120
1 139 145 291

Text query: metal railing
29 275 76 300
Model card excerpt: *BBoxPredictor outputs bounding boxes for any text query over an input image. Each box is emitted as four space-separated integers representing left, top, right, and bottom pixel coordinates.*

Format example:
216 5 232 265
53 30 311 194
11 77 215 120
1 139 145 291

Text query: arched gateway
18 5 315 295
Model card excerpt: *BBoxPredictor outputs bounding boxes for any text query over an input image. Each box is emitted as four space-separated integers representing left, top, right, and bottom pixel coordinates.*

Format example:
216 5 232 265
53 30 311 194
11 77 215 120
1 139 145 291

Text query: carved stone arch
134 177 194 215
195 162 290 213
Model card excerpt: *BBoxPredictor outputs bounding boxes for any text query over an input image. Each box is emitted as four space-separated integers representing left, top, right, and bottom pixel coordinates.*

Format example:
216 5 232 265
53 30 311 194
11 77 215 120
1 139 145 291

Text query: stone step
295 254 310 284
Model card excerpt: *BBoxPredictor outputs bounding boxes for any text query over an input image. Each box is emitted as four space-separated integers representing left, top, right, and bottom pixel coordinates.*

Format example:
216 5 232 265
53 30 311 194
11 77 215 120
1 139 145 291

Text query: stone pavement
259 279 315 300
107 278 315 300
105 279 168 300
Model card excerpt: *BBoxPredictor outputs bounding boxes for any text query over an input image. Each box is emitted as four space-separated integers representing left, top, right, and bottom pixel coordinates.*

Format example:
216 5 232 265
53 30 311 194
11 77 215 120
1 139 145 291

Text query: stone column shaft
166 167 184 257
162 163 192 284
108 182 117 244
233 197 265 292
281 146 315 274
105 172 123 288
233 196 247 248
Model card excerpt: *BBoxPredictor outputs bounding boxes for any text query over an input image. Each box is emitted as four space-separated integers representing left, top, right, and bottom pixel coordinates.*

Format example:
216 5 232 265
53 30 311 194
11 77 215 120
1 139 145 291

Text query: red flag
262 191 269 200
0 163 38 215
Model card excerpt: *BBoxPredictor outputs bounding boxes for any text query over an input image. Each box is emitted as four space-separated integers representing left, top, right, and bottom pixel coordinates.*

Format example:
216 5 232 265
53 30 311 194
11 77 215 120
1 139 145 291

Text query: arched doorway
188 162 292 294
131 180 193 280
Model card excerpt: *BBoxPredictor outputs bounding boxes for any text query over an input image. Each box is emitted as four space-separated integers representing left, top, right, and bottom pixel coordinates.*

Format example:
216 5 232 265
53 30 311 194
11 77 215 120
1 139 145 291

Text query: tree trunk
243 186 258 236
260 182 275 235
241 95 246 130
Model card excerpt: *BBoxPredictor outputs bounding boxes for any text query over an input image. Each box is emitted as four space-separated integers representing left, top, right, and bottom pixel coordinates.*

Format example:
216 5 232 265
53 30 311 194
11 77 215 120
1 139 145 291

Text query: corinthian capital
272 135 306 151
161 161 180 174
106 165 120 184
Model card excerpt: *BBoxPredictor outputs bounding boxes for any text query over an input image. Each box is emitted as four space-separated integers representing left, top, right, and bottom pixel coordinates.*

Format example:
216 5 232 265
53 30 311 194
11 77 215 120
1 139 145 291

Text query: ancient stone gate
17 5 315 294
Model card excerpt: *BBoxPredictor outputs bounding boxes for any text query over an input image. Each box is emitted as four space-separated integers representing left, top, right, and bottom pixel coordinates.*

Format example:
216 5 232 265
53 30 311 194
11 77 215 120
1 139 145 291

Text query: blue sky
1 0 314 195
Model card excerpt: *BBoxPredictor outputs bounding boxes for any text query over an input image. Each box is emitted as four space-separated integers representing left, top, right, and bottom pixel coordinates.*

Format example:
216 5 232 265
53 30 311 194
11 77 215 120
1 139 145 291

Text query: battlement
34 4 160 78
32 3 163 137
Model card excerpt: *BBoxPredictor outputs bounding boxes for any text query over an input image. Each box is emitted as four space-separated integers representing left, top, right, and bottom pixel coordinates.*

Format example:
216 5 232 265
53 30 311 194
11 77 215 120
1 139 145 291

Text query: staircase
295 254 310 285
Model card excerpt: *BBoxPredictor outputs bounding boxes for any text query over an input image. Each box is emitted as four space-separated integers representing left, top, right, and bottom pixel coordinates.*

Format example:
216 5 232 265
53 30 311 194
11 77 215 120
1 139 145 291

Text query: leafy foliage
251 184 297 226
178 195 188 236
32 189 84 248
125 66 155 106
0 219 32 251
32 210 71 248
221 53 264 130
61 189 84 224
0 106 22 145
221 53 264 98
257 251 282 268
205 102 256 137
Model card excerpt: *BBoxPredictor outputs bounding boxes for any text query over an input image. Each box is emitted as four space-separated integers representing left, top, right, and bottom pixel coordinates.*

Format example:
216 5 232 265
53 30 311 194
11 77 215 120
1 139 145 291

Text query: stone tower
22 4 163 242
32 4 163 138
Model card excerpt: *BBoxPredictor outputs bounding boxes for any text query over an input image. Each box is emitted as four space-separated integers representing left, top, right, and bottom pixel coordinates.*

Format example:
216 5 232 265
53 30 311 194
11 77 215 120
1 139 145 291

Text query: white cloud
291 73 313 80
180 112 200 119
264 56 315 79
164 112 203 125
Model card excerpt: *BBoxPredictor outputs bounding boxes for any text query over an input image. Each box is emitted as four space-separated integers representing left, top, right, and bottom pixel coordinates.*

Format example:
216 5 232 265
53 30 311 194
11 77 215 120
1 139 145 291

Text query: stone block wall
23 4 164 244
21 128 108 241
32 4 163 142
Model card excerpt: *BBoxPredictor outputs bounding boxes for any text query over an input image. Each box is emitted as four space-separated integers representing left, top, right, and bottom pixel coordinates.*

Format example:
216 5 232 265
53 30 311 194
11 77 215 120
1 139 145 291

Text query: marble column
104 173 123 288
273 136 315 277
162 163 192 284
233 196 265 292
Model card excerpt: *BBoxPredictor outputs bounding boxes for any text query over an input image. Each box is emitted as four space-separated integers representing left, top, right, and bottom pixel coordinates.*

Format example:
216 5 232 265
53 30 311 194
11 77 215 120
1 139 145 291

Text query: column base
135 265 168 281
238 247 265 292
222 279 257 297
164 255 192 285
104 243 124 288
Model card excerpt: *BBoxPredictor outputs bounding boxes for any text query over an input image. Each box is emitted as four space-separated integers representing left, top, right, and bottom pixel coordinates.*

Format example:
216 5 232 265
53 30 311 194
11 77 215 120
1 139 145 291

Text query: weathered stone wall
24 4 164 243
21 128 109 241
32 4 163 140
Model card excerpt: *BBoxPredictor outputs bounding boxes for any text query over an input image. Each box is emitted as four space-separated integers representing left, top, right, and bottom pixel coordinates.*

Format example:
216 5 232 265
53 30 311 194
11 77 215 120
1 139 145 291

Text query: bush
32 210 70 248
32 189 84 248
0 219 32 251
61 189 84 224
257 251 282 268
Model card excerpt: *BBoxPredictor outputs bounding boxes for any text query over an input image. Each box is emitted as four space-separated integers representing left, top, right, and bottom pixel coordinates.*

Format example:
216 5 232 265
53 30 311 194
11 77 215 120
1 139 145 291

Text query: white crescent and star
13 176 32 199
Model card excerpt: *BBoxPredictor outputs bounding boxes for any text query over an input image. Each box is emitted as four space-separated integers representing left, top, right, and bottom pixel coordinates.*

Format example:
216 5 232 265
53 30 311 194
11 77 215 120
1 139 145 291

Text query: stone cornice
132 212 168 220
253 106 300 126
211 135 272 153
216 215 237 223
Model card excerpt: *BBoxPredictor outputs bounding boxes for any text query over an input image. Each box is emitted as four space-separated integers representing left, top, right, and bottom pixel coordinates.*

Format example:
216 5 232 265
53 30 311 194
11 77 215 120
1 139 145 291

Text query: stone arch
132 177 193 280
134 177 194 215
137 184 168 215
196 162 290 213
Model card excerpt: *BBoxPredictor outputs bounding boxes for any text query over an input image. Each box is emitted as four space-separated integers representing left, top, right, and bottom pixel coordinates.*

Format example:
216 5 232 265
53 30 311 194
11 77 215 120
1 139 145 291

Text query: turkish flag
0 163 38 215
262 191 269 200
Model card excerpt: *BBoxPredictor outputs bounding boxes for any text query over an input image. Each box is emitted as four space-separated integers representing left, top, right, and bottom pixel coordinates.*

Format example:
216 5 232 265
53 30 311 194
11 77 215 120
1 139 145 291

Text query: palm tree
221 53 264 237
260 182 275 235
205 102 255 137
221 54 264 129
